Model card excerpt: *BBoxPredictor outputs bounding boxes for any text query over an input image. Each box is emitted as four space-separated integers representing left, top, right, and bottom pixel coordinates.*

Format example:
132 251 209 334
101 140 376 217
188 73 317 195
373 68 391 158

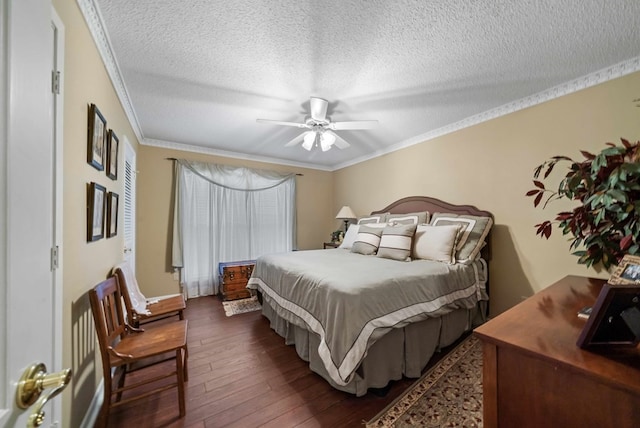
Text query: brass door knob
16 363 72 427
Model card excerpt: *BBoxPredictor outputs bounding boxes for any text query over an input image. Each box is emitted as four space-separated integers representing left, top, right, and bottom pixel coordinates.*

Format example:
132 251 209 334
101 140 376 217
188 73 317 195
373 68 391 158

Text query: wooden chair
89 276 188 427
113 261 185 327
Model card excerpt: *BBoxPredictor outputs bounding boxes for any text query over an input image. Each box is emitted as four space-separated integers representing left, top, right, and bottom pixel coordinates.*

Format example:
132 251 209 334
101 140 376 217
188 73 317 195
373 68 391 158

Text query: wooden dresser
218 260 255 301
474 275 640 428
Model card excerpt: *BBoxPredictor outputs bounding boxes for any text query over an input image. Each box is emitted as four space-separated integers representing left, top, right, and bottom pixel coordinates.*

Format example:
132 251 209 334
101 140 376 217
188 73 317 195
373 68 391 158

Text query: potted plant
526 138 640 269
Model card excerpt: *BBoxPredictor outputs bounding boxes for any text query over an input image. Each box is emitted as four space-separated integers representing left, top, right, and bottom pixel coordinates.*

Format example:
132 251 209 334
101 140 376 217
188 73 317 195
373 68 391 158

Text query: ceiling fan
257 97 378 152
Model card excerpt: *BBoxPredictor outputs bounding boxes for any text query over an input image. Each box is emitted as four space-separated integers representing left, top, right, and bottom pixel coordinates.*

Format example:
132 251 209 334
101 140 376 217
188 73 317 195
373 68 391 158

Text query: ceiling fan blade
309 97 329 122
329 120 378 130
326 130 350 149
256 119 308 128
284 131 310 147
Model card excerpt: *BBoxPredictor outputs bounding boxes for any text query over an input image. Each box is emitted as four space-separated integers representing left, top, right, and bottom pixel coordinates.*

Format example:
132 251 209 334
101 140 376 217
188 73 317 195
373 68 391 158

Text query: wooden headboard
370 195 494 262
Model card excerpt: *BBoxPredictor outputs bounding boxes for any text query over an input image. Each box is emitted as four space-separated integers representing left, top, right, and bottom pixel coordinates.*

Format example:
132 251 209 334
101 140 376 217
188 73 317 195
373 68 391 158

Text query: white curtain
172 160 296 298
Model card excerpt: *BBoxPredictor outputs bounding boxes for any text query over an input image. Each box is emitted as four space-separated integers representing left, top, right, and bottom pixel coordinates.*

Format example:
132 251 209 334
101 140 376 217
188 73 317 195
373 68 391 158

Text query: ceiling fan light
320 132 335 152
302 132 315 151
323 131 336 145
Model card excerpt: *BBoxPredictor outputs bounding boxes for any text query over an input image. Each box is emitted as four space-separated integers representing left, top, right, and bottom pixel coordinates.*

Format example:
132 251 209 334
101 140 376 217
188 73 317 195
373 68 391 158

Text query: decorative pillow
377 224 418 261
412 224 462 264
430 213 493 262
387 211 430 225
351 225 384 255
338 224 360 249
357 213 387 224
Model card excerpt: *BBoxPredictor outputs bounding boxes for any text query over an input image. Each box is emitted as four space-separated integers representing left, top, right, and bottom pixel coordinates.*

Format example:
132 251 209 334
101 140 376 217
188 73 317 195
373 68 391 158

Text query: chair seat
111 320 188 366
139 295 186 323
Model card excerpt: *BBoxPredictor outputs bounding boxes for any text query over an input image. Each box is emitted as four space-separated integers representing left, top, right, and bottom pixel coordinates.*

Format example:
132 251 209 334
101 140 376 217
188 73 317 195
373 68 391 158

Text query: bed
247 196 493 396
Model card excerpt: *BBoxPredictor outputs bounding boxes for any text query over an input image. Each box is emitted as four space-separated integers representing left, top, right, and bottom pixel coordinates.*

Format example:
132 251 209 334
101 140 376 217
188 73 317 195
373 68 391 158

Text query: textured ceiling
93 0 640 170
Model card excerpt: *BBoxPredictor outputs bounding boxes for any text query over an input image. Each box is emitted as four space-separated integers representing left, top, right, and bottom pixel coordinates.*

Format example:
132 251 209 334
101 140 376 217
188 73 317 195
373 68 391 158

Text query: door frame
51 5 65 424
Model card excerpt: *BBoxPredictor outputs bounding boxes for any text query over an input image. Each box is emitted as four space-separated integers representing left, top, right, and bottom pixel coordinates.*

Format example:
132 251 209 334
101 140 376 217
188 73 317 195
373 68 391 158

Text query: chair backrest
89 276 128 372
113 262 148 323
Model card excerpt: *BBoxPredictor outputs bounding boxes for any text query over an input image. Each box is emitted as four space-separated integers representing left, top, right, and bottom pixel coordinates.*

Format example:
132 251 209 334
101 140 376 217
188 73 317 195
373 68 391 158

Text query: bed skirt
259 296 487 396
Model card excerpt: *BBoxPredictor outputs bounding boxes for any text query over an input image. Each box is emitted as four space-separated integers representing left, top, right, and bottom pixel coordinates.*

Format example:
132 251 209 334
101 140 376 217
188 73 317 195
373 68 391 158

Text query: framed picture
576 282 640 348
106 129 119 180
608 254 640 285
107 192 119 238
87 103 107 171
87 182 106 242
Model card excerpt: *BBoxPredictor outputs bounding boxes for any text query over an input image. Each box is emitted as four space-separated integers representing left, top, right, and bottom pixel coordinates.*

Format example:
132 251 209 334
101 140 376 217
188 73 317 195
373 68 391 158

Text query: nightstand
323 242 340 249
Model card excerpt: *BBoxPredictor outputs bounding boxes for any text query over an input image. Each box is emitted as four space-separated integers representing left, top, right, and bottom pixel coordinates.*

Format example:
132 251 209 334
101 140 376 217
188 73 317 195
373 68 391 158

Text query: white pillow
412 224 461 264
338 224 360 249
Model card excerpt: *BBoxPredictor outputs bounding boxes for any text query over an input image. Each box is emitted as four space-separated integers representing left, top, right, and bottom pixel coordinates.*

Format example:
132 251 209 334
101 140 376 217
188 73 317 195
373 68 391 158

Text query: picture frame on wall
107 192 119 238
87 103 107 171
106 129 119 180
608 254 640 285
87 182 106 242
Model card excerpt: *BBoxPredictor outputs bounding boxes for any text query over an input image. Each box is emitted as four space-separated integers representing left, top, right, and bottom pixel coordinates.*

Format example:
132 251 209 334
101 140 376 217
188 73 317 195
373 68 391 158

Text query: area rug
222 295 262 316
366 335 483 427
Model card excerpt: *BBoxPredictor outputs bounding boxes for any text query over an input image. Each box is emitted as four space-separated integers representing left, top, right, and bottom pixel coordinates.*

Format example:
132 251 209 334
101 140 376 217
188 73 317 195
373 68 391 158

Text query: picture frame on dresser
576 281 640 348
87 103 107 171
608 254 640 285
87 182 106 242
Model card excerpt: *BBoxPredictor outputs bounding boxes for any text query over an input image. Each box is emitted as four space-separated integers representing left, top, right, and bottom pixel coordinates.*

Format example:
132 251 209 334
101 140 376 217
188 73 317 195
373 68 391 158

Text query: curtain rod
165 158 303 176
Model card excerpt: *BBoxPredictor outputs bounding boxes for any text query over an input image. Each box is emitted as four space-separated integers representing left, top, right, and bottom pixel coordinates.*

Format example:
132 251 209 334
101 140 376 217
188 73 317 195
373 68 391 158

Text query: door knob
16 363 72 427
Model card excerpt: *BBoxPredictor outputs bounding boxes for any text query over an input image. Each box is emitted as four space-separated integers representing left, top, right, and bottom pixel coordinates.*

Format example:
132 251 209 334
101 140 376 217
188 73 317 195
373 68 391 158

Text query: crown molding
143 138 333 172
334 56 640 171
77 0 143 142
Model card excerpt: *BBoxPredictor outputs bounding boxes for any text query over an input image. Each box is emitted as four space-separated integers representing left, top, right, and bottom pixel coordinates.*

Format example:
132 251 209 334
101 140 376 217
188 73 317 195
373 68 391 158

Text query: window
173 161 296 297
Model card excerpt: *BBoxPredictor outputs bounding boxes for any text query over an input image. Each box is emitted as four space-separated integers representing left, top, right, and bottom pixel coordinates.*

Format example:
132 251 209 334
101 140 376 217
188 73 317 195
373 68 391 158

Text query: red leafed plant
526 138 640 269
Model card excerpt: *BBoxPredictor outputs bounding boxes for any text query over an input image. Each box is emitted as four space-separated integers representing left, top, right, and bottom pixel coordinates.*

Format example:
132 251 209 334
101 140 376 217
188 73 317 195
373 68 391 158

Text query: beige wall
334 71 640 316
54 0 141 425
135 145 334 297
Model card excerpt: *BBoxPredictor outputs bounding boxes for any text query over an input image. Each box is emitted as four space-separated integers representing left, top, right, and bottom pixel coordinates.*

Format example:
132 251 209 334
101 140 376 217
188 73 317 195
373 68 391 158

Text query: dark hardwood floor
107 296 460 427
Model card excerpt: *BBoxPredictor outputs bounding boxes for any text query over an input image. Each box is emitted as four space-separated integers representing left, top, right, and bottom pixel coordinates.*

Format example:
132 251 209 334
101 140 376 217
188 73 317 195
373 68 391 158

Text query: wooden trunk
218 261 255 301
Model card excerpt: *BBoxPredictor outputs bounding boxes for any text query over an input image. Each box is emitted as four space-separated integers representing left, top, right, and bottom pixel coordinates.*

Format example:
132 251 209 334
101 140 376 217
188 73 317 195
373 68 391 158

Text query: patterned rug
222 295 262 316
366 335 483 427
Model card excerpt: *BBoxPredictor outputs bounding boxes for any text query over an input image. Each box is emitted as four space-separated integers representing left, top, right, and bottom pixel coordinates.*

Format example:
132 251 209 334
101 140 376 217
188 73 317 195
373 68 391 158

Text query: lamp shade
335 206 357 220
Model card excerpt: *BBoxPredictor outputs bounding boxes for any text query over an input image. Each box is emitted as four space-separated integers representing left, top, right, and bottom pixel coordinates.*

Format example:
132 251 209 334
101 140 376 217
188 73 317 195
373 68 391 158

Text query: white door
1 1 67 427
123 138 137 271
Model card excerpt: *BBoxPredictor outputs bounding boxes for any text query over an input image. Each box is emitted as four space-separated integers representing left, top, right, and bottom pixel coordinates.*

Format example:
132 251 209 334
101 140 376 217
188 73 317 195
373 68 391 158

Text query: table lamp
335 206 357 233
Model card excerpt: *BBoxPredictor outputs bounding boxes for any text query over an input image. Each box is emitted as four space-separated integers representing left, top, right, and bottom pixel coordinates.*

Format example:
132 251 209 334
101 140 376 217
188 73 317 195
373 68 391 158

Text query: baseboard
79 380 103 428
